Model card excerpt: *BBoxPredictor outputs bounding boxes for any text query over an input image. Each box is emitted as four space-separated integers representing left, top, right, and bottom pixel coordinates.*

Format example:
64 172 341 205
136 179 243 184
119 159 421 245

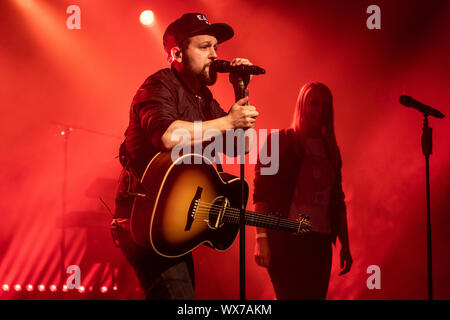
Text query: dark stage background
1 0 449 300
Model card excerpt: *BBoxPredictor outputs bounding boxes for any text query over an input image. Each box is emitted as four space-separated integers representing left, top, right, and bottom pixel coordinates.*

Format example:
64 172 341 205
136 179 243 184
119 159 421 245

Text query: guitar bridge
185 187 202 231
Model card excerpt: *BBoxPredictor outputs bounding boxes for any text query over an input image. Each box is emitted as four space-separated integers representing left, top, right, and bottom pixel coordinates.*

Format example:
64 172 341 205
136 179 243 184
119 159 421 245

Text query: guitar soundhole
206 196 229 230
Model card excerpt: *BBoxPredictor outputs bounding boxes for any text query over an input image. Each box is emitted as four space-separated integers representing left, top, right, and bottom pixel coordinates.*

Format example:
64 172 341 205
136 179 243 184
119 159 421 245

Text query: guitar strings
194 200 308 228
192 210 301 231
194 201 306 230
183 196 311 232
195 199 306 222
193 206 303 230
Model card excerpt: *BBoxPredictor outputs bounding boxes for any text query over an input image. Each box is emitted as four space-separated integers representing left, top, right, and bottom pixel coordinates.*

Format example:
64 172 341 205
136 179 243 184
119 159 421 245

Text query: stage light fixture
26 284 33 292
78 286 86 293
140 10 155 26
62 285 69 292
38 284 45 292
2 284 9 291
14 284 22 292
49 285 57 292
100 286 108 293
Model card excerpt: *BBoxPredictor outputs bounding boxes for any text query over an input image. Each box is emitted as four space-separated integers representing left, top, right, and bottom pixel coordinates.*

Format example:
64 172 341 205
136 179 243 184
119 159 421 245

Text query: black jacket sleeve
209 98 228 119
132 80 178 149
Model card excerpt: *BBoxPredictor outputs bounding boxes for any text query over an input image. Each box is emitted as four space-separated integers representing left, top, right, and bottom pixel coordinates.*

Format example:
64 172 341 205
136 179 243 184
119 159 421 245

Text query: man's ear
169 47 182 64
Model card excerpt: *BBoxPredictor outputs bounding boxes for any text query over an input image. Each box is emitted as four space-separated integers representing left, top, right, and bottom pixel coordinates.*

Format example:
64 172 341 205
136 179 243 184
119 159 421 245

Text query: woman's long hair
291 82 342 170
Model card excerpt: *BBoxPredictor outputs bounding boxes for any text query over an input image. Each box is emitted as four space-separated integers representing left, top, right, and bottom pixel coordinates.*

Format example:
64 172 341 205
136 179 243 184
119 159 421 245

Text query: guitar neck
223 208 299 233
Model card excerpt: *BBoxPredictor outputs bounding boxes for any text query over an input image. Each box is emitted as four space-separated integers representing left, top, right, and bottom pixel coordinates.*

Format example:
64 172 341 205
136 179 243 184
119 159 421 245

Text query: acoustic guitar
130 152 311 258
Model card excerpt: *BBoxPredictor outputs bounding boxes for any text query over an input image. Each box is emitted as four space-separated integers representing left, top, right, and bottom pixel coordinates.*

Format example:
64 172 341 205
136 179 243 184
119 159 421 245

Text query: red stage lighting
14 284 22 292
26 284 33 292
112 285 118 291
38 284 45 292
100 286 108 293
62 285 69 292
140 10 155 26
49 285 57 292
2 284 9 291
78 286 85 293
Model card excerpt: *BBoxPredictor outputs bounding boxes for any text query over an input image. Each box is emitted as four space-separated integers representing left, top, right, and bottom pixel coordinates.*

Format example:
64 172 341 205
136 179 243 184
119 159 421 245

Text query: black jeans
113 168 195 299
115 228 195 300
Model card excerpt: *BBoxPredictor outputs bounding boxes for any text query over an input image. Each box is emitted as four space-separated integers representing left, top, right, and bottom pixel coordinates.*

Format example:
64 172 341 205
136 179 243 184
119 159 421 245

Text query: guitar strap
119 140 143 181
111 141 142 247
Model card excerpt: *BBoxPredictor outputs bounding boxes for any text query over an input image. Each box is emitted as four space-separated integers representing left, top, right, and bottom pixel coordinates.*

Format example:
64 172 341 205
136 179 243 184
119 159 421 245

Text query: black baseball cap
163 13 234 53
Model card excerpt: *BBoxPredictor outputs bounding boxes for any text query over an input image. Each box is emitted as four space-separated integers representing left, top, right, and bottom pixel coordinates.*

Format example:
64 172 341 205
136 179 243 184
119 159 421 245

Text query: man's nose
209 47 218 59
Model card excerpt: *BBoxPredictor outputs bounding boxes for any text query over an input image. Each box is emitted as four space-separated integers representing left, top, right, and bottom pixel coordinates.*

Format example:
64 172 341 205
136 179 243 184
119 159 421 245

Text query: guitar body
130 152 249 258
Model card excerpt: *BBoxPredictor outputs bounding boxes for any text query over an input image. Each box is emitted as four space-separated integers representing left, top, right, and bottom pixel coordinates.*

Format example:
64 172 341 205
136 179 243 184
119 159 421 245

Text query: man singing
113 13 259 299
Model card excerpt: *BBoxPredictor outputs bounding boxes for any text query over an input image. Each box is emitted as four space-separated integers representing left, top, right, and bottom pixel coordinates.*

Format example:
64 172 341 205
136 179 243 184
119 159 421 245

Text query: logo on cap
196 14 210 25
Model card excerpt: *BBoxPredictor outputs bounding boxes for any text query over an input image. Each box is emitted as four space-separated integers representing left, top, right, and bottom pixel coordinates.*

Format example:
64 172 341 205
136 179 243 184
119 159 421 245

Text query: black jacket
253 128 347 244
116 67 227 218
122 67 227 178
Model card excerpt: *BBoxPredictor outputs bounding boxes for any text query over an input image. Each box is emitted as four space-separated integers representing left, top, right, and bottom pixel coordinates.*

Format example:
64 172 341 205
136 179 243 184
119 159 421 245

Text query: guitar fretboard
223 209 301 233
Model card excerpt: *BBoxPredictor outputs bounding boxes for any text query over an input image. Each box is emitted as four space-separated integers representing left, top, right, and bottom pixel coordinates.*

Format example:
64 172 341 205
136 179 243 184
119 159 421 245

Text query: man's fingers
237 96 249 105
247 117 256 125
244 105 256 112
231 58 252 66
246 110 259 118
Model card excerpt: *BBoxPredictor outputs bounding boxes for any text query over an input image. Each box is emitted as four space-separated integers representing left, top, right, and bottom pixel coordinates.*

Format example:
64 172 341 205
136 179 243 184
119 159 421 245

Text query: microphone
399 95 445 119
211 60 266 75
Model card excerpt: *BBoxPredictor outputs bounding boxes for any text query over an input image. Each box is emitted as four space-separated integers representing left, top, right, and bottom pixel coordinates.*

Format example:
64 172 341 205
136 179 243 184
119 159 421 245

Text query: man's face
181 34 218 85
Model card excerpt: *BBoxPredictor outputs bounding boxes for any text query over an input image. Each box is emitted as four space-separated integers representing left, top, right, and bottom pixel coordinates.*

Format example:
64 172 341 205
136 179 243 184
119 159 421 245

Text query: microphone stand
421 114 433 300
401 96 444 300
232 75 250 301
61 126 70 292
52 122 121 291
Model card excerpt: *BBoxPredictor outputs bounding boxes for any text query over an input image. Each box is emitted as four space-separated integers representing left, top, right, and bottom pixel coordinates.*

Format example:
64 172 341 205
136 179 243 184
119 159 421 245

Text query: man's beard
181 56 218 86
199 64 217 86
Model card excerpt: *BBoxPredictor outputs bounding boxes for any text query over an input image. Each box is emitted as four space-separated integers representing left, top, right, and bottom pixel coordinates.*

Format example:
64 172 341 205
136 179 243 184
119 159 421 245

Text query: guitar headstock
295 214 312 235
